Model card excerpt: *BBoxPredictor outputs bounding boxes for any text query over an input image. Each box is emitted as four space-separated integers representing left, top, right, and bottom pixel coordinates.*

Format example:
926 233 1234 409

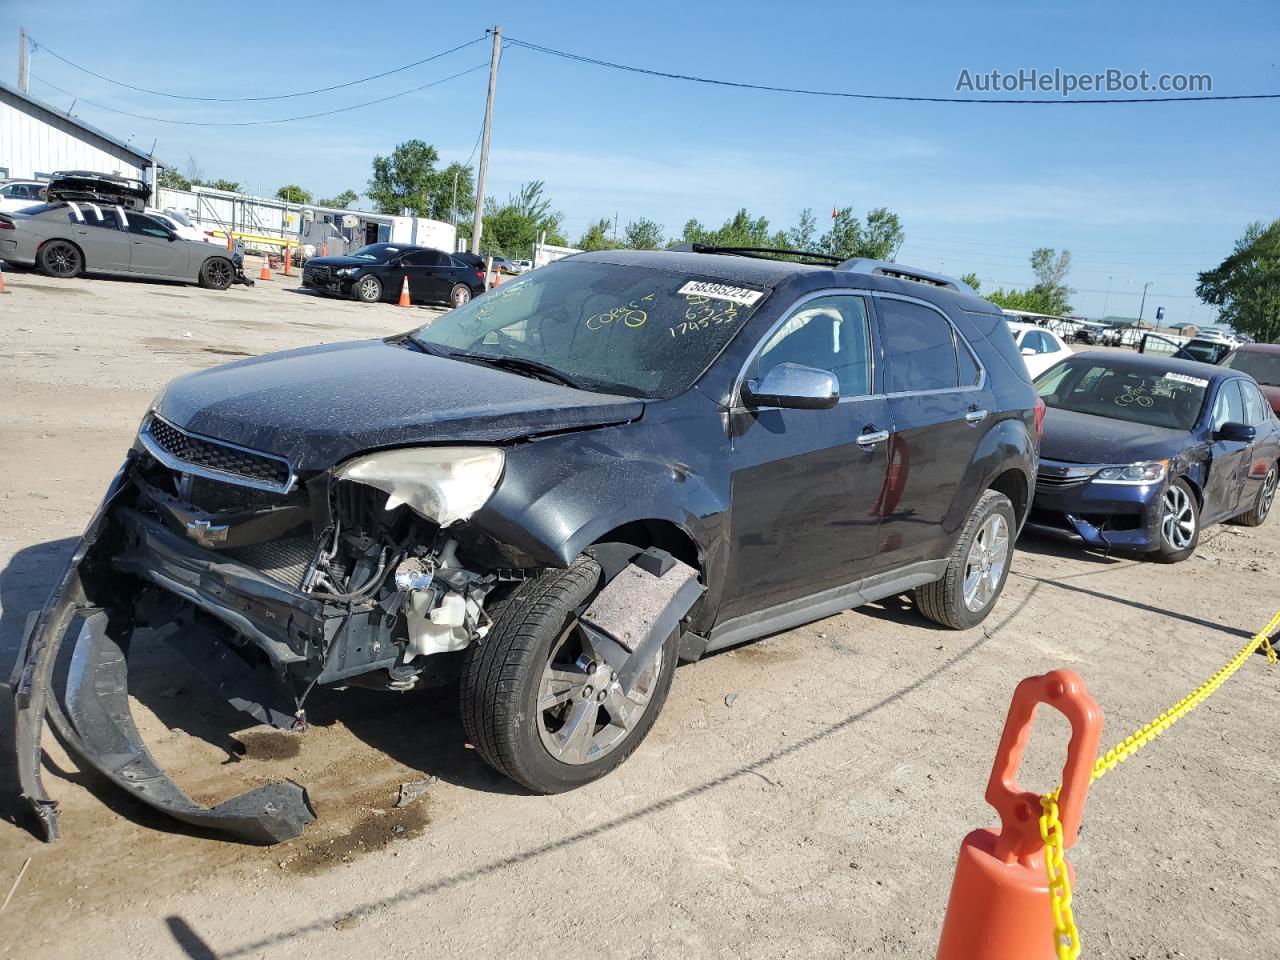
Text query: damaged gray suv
9 247 1039 844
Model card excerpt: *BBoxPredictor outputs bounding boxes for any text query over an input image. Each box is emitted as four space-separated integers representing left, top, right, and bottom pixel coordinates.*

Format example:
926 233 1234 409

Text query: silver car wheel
1260 468 1278 520
1161 484 1196 550
452 284 472 307
537 620 662 765
962 513 1009 612
359 276 380 301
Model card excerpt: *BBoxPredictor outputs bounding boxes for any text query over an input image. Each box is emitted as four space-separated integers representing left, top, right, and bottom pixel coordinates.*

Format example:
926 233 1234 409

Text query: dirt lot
0 265 1277 959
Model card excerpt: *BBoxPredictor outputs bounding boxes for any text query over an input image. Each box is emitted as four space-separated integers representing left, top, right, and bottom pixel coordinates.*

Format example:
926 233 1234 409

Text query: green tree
819 206 904 260
975 247 1073 315
624 218 664 250
959 272 981 293
786 208 819 251
367 140 469 220
1196 219 1280 343
317 189 359 209
158 168 190 190
204 178 241 193
479 181 567 258
577 218 615 251
275 184 312 204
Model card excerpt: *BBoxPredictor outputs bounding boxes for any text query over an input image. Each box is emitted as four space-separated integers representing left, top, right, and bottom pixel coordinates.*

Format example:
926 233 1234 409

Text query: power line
31 63 489 127
505 37 1280 105
28 35 486 102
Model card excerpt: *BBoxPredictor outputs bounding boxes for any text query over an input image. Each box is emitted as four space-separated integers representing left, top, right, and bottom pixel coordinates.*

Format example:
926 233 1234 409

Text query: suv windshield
1221 349 1280 386
1035 359 1208 430
349 243 405 262
411 260 770 398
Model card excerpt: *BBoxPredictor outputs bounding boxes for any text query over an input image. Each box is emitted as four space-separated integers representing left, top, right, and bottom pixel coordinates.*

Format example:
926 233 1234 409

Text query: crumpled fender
6 461 315 845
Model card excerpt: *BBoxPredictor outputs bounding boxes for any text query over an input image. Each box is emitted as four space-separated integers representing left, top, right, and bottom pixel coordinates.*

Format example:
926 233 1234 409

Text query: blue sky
3 0 1277 321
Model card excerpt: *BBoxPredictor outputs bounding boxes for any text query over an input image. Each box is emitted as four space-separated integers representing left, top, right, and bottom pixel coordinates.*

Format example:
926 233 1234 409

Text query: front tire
1231 464 1278 527
450 283 472 307
38 240 83 278
915 489 1015 629
354 275 382 303
459 556 677 793
1153 477 1200 563
198 257 234 290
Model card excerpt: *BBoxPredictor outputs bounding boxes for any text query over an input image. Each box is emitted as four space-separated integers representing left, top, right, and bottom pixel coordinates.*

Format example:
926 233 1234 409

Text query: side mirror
166 232 176 241
742 363 838 410
1215 421 1256 443
1021 346 1036 356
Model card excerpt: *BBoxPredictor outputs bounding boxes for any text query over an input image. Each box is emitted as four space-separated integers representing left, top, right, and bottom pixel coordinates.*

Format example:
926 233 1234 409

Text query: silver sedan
0 202 239 289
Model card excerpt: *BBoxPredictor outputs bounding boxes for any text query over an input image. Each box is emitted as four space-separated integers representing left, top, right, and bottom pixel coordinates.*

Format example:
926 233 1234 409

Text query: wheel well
988 468 1030 524
1178 472 1205 508
592 520 702 576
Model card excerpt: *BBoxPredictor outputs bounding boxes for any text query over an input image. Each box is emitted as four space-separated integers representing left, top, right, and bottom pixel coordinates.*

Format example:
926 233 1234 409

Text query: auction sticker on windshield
677 280 765 307
1165 372 1209 387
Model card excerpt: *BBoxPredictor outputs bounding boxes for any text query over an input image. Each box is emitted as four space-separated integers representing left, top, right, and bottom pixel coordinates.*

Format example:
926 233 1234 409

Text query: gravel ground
0 264 1277 959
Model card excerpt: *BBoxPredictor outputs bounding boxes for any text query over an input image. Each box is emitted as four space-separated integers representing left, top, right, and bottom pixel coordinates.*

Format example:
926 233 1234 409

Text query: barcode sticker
677 281 765 307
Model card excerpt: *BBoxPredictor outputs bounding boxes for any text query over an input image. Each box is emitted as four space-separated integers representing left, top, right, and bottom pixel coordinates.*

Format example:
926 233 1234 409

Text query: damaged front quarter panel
6 459 316 845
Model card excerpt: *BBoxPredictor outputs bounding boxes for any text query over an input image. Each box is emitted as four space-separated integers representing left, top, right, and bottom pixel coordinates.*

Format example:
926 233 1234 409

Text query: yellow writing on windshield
668 294 740 337
585 293 655 331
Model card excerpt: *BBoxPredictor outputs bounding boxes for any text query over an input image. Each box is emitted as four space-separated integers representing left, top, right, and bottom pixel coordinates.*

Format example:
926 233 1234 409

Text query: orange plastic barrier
936 670 1101 960
398 275 411 307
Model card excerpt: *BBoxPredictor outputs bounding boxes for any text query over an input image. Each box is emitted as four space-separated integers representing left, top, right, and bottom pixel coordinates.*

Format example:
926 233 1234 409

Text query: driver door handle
965 409 989 424
856 429 890 447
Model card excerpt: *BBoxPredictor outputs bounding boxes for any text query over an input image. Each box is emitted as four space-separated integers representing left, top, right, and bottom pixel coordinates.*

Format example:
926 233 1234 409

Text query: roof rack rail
672 243 843 265
836 258 973 293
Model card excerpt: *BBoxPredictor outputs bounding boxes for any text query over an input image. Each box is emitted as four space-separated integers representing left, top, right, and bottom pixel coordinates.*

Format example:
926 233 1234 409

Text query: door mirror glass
742 363 838 410
1214 420 1256 443
1021 346 1036 356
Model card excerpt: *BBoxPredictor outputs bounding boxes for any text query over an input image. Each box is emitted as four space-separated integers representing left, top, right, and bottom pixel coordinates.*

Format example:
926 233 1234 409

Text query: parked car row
0 170 244 289
9 244 1278 848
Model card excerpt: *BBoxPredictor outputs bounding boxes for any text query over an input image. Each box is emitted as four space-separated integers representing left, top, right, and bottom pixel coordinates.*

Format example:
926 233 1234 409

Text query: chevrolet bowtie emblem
186 518 229 547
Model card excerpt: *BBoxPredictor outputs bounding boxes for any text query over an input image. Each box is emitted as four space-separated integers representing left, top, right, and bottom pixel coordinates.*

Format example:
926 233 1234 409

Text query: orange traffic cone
0 262 7 294
493 270 502 287
259 257 271 281
398 275 411 307
935 670 1102 960
226 230 234 252
321 241 328 257
283 247 292 277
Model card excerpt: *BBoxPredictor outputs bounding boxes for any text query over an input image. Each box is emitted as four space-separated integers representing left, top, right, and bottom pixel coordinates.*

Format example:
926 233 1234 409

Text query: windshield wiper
449 352 583 389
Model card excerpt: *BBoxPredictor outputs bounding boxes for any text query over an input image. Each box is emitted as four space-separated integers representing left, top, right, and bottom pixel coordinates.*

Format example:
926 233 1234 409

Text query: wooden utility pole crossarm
470 26 502 255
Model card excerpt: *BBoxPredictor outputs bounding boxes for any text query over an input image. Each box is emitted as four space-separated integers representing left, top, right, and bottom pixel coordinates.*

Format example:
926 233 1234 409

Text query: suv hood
1040 407 1190 464
154 339 644 470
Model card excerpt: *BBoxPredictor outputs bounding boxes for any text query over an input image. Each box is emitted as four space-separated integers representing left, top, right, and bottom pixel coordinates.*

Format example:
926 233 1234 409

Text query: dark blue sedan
1027 351 1280 561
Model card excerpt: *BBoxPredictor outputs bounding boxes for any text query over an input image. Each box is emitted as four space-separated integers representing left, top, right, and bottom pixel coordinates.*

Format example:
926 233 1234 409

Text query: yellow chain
1039 610 1280 960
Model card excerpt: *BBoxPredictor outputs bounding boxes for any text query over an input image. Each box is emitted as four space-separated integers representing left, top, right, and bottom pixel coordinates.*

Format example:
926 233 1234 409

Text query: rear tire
38 240 83 278
459 556 677 793
450 283 472 307
1231 464 1277 527
198 257 234 290
915 489 1015 630
1152 477 1200 563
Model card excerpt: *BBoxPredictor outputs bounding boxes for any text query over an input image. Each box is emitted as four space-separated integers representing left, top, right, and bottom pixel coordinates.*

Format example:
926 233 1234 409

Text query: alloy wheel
452 285 471 307
45 242 80 277
1161 484 1196 550
207 259 232 288
537 620 662 765
962 513 1009 612
1260 468 1278 520
359 277 380 301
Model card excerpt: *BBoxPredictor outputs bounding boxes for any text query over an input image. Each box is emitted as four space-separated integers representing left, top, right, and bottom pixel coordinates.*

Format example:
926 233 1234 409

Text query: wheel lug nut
596 690 606 702
583 685 593 698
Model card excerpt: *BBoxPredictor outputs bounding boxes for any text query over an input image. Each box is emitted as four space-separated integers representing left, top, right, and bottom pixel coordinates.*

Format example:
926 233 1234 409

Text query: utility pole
18 27 29 93
470 26 501 255
1138 281 1153 325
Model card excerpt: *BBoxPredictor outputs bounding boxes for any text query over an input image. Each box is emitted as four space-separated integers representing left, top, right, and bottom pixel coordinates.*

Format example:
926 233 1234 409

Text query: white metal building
0 81 160 184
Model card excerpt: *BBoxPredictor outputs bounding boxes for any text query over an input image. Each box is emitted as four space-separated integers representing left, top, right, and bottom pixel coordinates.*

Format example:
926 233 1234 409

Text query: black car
1028 351 1280 561
9 248 1039 844
302 242 486 306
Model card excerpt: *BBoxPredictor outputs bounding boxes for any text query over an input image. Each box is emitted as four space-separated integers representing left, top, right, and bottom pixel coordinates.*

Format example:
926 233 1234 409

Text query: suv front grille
143 415 292 492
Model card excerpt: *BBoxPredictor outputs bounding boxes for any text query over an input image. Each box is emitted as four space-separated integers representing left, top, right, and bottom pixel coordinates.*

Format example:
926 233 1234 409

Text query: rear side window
1240 380 1269 425
880 298 965 393
404 250 445 267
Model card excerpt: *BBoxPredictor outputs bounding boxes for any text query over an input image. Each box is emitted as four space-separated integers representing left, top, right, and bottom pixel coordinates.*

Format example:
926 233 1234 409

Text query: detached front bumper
6 465 316 845
1026 472 1164 551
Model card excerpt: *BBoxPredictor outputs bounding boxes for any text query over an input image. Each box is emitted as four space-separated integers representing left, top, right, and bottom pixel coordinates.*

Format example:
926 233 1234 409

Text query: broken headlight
335 447 504 525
